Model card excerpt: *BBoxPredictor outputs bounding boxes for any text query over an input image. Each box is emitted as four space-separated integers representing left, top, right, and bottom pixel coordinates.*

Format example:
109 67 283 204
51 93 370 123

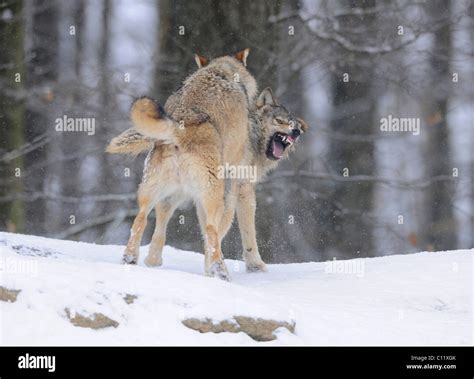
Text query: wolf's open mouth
266 132 296 160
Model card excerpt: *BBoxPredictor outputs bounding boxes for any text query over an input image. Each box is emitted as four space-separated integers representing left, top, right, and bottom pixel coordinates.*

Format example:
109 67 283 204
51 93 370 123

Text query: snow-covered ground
0 232 472 346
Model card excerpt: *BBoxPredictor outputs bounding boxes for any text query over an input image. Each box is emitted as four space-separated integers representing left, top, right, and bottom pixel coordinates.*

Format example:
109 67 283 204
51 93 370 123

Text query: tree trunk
24 0 59 235
96 0 116 243
324 0 377 260
423 0 457 251
0 0 25 232
59 0 86 240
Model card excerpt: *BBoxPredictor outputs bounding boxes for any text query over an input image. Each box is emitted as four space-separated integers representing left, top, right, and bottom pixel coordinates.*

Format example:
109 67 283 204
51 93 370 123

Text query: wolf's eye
275 117 286 125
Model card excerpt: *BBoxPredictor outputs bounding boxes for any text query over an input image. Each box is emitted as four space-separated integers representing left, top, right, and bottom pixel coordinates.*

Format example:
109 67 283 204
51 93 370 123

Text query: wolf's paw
121 253 138 265
246 260 268 273
144 255 162 267
208 261 231 282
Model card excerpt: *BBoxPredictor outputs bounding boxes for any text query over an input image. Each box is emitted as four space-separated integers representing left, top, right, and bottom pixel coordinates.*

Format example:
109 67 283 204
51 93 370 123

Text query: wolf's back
163 56 257 130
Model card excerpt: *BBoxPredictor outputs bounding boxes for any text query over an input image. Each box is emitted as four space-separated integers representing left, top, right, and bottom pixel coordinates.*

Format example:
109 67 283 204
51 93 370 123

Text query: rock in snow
65 308 119 330
0 232 471 346
182 316 295 341
0 286 21 303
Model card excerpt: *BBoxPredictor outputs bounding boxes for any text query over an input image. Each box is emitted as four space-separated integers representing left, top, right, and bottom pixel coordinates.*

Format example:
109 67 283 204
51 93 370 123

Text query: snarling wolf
107 49 308 281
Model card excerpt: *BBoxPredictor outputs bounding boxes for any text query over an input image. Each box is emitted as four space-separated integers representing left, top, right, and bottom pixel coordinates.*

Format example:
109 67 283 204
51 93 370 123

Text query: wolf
107 50 308 281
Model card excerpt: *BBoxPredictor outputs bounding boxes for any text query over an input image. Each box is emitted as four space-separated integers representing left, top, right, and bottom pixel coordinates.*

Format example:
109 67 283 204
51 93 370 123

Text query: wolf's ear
194 54 209 68
297 117 309 133
234 48 250 67
256 87 276 108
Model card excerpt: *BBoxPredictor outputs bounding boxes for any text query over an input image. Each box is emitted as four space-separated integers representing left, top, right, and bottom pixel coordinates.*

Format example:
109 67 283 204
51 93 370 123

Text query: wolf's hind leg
237 182 267 273
122 194 153 265
218 206 235 244
218 180 238 244
144 199 176 267
199 188 231 281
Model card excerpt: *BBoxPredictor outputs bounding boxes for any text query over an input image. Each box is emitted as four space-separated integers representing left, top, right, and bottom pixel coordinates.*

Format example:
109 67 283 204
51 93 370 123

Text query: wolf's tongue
273 140 284 158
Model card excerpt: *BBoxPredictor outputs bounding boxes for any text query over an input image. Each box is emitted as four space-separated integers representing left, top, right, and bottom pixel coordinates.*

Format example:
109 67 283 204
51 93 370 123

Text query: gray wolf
107 50 308 281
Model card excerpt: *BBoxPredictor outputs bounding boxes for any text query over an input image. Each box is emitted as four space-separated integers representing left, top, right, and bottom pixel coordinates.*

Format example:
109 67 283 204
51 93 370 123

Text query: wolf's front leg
236 182 267 273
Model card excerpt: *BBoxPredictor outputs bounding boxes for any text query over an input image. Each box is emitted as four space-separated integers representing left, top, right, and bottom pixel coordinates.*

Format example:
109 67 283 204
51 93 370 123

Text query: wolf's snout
292 128 300 138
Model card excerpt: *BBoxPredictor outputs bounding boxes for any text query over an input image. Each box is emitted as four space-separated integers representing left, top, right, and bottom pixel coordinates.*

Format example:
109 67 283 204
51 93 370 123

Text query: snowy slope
0 232 472 346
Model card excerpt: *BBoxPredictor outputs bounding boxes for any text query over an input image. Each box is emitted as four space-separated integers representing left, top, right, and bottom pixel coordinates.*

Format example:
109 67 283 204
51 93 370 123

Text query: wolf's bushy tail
106 128 154 155
130 96 177 143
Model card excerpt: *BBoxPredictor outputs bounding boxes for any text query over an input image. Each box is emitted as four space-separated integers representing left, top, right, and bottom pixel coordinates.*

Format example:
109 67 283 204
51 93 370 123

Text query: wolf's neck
248 112 265 156
248 112 279 178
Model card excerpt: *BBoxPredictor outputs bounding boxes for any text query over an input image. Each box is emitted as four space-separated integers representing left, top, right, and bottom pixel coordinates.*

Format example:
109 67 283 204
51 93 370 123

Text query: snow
0 232 472 346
